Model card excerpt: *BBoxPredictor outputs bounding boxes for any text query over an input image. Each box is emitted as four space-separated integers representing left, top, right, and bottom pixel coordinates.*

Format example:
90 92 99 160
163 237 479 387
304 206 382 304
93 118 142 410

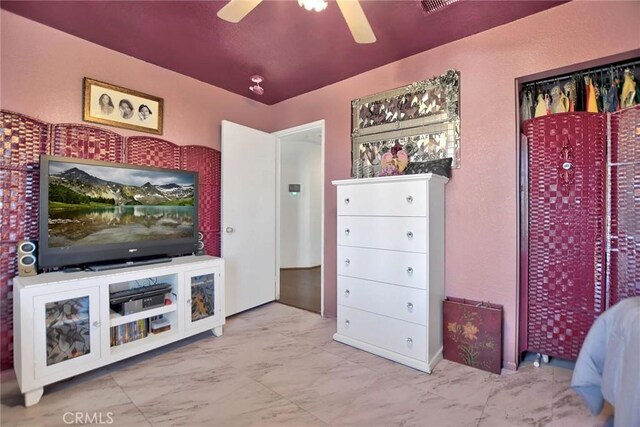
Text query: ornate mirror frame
351 69 460 173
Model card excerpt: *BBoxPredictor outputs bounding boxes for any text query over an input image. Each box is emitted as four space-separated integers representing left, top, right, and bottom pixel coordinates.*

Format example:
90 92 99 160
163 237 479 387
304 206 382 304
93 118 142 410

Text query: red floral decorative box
443 297 503 374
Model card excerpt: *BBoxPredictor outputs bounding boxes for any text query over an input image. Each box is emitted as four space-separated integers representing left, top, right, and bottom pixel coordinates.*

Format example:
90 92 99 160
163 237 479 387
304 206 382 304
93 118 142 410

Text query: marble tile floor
1 302 603 427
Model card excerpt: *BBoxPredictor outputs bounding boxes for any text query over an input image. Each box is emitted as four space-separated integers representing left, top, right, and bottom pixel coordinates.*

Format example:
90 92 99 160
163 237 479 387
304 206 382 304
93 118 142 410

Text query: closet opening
516 52 640 368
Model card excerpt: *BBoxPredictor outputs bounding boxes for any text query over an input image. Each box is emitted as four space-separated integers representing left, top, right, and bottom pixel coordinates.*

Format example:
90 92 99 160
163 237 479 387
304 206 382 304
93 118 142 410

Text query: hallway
279 267 321 313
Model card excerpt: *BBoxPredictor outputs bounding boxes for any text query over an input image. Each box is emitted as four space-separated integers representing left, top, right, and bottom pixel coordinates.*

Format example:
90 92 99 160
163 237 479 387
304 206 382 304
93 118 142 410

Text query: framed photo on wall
83 78 164 135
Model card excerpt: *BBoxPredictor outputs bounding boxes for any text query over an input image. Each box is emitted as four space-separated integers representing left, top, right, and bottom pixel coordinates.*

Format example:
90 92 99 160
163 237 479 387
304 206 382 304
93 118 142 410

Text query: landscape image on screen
47 161 195 248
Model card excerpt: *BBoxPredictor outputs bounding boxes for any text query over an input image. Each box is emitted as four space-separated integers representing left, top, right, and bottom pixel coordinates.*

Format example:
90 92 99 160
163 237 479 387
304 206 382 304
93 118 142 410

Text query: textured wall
266 1 640 369
0 11 274 150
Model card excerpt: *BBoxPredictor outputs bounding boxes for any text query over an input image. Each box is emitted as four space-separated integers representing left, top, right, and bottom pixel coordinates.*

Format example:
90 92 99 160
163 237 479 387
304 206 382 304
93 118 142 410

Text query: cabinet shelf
110 304 176 327
110 330 176 358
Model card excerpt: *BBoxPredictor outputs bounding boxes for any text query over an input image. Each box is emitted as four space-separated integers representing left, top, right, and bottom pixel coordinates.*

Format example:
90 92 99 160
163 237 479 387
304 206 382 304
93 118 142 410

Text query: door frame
272 120 325 317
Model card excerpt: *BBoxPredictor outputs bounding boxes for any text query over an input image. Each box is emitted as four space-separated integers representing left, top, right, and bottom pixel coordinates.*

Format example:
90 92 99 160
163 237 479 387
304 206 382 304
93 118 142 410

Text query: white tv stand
13 255 224 406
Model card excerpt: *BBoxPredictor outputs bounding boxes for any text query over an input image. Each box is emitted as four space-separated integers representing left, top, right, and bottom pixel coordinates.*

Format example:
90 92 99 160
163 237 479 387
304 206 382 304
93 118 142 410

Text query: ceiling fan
217 0 376 44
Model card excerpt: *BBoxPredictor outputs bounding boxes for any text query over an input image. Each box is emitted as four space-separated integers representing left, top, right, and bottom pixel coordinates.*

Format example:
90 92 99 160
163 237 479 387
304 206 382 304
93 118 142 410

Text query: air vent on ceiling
417 0 458 15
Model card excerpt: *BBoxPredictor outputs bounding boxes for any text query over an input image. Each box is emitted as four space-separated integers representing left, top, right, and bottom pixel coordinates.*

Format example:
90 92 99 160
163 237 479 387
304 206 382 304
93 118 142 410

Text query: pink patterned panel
202 230 220 257
1 110 50 170
526 304 597 360
181 145 219 186
0 169 39 242
0 243 17 370
51 124 124 163
608 105 640 305
525 112 606 361
181 146 221 235
125 137 181 169
197 184 220 234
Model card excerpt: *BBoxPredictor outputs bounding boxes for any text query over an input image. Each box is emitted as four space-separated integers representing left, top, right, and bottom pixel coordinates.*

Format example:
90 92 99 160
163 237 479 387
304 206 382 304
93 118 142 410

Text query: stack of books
110 319 149 347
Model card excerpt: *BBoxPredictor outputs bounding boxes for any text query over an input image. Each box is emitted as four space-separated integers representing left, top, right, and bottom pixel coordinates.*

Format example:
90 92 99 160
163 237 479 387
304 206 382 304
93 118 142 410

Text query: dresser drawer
338 276 427 325
337 305 427 361
337 246 427 289
337 216 427 253
337 181 427 217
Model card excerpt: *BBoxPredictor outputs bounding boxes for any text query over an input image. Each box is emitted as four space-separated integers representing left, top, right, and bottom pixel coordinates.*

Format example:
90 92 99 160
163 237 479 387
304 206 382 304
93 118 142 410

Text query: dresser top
332 173 449 186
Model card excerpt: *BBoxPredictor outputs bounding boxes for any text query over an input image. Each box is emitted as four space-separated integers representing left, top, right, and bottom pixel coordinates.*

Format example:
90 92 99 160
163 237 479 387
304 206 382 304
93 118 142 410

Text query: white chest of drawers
332 174 448 373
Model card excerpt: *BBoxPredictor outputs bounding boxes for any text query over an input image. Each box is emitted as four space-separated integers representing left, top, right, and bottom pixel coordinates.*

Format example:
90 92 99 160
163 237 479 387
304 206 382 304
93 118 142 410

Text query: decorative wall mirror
351 69 460 176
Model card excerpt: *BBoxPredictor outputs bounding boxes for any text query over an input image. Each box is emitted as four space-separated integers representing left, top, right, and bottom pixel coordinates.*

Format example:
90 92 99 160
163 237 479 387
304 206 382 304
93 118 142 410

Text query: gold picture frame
83 78 163 135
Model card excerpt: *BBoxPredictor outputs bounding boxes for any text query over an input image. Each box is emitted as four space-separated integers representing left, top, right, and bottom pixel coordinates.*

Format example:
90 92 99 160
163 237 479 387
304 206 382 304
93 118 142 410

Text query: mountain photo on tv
47 161 196 248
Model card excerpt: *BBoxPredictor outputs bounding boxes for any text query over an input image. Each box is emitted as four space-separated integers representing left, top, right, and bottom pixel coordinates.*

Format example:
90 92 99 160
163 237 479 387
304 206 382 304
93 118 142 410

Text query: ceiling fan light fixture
298 0 328 12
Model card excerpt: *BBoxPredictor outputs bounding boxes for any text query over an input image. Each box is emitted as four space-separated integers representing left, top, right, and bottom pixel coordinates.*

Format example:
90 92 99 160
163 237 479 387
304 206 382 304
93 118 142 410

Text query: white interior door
221 120 276 315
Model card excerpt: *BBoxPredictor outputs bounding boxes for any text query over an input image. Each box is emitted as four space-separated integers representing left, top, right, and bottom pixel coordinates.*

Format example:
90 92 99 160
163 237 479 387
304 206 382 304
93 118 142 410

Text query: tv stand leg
24 387 44 407
212 326 223 337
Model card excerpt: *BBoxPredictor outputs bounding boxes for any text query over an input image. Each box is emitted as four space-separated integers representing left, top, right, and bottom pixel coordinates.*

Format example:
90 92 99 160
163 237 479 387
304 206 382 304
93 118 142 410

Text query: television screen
40 156 198 268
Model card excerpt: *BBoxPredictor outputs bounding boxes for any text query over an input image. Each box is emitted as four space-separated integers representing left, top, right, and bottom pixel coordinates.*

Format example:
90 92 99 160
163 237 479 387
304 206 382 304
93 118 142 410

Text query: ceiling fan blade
217 0 263 23
336 0 376 44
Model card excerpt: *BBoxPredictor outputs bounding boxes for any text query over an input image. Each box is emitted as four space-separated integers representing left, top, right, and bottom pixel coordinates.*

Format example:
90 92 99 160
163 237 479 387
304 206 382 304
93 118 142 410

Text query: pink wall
2 2 639 370
267 1 640 369
0 11 273 149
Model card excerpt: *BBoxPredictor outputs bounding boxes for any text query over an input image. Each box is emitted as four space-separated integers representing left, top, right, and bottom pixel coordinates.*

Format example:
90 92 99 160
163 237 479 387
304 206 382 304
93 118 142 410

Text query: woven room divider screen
0 110 221 370
608 106 640 305
523 105 640 361
525 112 607 361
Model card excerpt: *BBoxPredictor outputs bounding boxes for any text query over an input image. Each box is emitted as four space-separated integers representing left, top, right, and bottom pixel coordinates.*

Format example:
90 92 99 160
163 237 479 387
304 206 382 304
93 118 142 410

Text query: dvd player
110 283 172 315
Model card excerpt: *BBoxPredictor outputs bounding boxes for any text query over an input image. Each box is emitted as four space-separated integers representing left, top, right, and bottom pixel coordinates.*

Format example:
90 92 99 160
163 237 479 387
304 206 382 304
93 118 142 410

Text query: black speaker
196 231 205 256
18 240 38 277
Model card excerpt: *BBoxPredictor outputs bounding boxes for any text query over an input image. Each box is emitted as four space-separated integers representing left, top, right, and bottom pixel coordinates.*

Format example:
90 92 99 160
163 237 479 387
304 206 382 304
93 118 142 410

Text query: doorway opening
274 121 325 315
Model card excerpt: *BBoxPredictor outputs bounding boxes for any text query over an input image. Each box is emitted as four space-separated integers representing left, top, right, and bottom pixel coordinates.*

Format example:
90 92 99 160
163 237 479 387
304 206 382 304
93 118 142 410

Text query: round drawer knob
345 259 350 266
406 231 413 239
406 302 414 311
406 195 413 204
406 337 413 346
345 320 350 327
406 267 413 276
345 228 350 236
187 299 192 304
344 198 350 205
344 289 350 297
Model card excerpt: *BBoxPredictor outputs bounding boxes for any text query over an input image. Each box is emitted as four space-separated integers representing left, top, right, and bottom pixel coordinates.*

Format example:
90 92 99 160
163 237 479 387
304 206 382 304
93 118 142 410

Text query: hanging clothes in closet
520 90 534 121
606 76 620 112
550 85 569 113
519 59 639 123
534 92 548 117
621 68 637 108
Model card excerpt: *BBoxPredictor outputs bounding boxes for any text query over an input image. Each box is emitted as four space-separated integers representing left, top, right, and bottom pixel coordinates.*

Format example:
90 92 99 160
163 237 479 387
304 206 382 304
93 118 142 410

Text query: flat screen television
39 155 199 269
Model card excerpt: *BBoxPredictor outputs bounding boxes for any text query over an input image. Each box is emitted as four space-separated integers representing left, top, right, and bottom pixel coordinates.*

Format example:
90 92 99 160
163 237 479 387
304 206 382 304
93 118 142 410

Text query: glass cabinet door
184 267 221 331
34 287 102 379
